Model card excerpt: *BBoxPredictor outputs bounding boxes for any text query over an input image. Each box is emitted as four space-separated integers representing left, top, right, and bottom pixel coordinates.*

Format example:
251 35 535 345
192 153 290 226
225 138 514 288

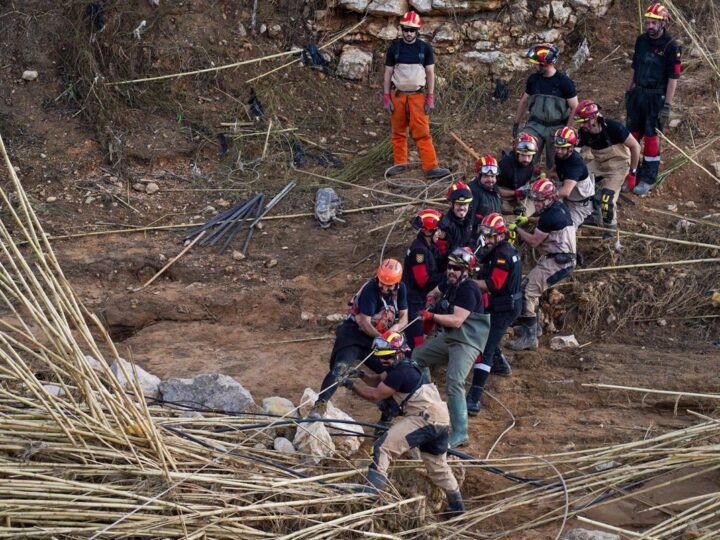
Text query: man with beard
625 3 681 194
413 248 490 447
469 154 502 242
437 181 474 266
497 133 542 216
552 126 595 228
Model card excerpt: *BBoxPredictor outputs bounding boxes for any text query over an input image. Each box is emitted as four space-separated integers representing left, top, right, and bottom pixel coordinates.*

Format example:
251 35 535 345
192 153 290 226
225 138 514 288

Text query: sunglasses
401 27 418 33
447 264 465 272
480 165 498 176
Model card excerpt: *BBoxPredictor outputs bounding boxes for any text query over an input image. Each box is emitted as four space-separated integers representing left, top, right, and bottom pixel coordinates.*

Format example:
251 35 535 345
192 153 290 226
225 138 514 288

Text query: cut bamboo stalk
574 257 720 273
132 231 206 292
582 224 720 250
582 383 720 400
449 130 480 160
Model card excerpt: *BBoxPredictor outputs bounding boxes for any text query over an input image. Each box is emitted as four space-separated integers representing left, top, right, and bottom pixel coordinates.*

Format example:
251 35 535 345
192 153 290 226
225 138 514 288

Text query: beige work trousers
522 255 574 318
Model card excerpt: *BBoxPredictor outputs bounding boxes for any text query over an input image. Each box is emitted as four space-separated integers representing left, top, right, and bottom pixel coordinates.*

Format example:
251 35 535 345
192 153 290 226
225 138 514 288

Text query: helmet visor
479 225 498 237
372 336 395 355
480 164 499 176
554 135 573 147
515 140 537 154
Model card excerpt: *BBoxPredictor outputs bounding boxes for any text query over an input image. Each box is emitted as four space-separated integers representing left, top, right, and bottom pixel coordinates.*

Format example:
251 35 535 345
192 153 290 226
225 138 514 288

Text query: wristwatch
629 168 637 175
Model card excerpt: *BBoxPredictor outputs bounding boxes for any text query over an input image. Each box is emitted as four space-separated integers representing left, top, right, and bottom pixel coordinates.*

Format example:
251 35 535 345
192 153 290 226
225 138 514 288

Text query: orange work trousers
390 91 438 172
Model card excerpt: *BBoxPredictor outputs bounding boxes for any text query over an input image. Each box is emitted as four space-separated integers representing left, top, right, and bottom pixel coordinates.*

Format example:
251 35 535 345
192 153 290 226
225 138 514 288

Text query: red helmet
372 330 410 356
513 132 538 155
399 11 422 29
529 177 557 201
527 43 559 66
553 126 579 148
644 3 669 21
448 247 477 269
479 212 508 236
447 181 473 204
474 154 499 176
574 99 600 123
376 259 403 286
412 208 442 234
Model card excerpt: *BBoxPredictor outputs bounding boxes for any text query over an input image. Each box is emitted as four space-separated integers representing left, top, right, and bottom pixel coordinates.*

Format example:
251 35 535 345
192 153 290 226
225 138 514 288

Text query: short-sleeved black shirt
383 360 422 394
632 32 681 89
554 150 589 182
525 71 577 99
578 117 629 150
356 280 408 316
438 277 484 314
537 201 573 233
497 153 537 190
385 39 435 67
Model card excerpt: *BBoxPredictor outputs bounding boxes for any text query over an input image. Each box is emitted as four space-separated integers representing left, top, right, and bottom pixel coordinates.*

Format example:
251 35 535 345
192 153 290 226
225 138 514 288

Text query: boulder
431 0 503 13
111 358 161 398
273 437 296 453
293 421 335 463
550 334 580 350
83 354 105 371
262 396 295 416
564 528 620 540
338 0 407 16
298 388 364 457
550 1 573 26
159 373 254 412
336 46 373 80
568 0 612 16
433 23 461 42
366 20 398 41
409 0 432 12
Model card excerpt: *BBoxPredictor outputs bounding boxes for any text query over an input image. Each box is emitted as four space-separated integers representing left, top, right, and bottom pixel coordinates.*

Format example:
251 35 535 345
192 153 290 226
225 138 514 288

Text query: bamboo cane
657 130 720 185
582 383 720 400
582 224 720 250
573 257 720 273
449 130 480 160
132 231 206 292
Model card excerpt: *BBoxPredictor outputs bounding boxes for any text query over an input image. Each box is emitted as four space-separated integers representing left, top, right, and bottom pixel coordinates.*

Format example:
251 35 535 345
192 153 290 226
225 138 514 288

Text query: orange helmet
529 177 557 201
553 126 579 148
399 11 422 29
527 43 559 66
372 330 410 356
412 208 442 234
644 3 669 20
513 132 538 155
376 258 403 286
448 247 477 270
447 181 473 204
474 154 499 176
574 99 600 123
479 212 508 236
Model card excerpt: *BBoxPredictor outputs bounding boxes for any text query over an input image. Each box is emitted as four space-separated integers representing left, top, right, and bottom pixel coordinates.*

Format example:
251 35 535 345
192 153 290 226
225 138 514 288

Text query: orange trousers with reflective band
390 91 438 172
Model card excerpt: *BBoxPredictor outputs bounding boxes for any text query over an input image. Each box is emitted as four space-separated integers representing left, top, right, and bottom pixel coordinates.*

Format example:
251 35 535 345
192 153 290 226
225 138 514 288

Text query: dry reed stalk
582 224 720 250
657 131 720 185
132 231 206 292
574 257 720 273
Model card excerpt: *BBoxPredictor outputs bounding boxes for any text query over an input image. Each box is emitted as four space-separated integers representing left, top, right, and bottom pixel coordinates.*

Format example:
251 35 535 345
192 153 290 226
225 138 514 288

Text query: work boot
490 351 512 377
359 468 387 495
466 385 484 416
447 393 469 448
425 167 450 179
633 158 660 195
602 223 618 239
443 490 465 518
633 181 653 195
507 317 538 351
307 399 327 420
386 164 408 177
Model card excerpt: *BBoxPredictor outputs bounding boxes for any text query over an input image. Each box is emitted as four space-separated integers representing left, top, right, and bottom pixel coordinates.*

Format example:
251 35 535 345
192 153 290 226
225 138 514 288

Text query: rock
268 24 282 39
300 311 315 321
232 250 245 261
274 437 296 453
83 354 104 371
535 4 551 22
298 388 363 457
22 70 38 81
432 0 503 13
159 374 255 412
550 334 580 350
571 38 591 72
84 196 95 205
667 204 678 212
685 200 697 208
409 0 432 12
594 460 621 472
564 528 620 540
568 0 612 17
338 0 407 16
145 182 160 195
262 396 295 416
45 196 57 203
675 219 693 232
259 23 267 35
266 259 278 268
464 20 502 41
43 384 65 397
111 358 161 398
366 20 398 40
326 313 344 322
710 161 720 177
336 46 372 80
293 421 335 463
132 183 146 192
433 23 461 42
657 318 667 327
669 118 682 128
253 442 267 450
551 0 573 25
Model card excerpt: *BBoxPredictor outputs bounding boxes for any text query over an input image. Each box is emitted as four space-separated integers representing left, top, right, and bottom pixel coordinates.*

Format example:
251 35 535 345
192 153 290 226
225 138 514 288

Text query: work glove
516 215 529 227
512 122 519 138
419 310 434 322
508 223 518 232
658 103 671 130
514 184 530 199
623 170 637 192
424 93 435 115
383 93 394 113
340 378 355 390
346 368 365 379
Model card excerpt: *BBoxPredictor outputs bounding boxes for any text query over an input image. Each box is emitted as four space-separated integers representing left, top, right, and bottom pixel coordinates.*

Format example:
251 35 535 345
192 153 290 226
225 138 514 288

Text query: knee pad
599 188 615 223
644 135 660 157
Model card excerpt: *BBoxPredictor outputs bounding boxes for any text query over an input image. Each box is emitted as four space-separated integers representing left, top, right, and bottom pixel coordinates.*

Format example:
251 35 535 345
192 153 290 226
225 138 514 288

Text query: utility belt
528 115 567 127
547 253 576 265
490 291 522 312
634 86 664 94
566 196 594 205
392 86 424 95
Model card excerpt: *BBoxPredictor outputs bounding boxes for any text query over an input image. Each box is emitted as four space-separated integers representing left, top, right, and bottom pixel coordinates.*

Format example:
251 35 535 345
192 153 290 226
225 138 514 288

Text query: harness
346 279 399 324
395 360 426 415
392 39 426 66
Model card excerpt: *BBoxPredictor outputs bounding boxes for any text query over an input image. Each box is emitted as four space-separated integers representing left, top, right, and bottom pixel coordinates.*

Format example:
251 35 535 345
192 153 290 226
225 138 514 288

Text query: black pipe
218 194 265 254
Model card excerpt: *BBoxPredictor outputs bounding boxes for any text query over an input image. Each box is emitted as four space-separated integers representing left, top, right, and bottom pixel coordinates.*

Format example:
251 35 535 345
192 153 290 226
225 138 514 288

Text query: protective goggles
400 26 418 33
446 263 465 271
514 141 537 154
372 336 399 355
554 136 574 147
479 164 499 176
478 225 498 237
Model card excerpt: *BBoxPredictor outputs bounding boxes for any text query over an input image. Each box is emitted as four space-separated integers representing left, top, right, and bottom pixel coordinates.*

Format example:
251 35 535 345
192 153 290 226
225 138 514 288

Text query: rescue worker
383 11 449 179
437 181 474 264
625 3 682 195
311 259 409 416
341 330 464 516
466 213 522 414
413 247 490 447
403 208 444 353
508 178 576 351
575 99 641 236
497 133 543 218
469 154 502 241
552 127 595 228
514 44 579 167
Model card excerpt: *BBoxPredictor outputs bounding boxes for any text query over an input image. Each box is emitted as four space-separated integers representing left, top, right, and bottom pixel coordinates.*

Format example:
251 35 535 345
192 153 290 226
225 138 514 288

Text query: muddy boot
386 164 408 177
490 351 512 377
633 158 660 195
466 364 489 416
602 223 618 239
507 317 538 351
426 167 450 179
359 468 387 495
443 490 465 518
447 393 469 448
307 399 327 420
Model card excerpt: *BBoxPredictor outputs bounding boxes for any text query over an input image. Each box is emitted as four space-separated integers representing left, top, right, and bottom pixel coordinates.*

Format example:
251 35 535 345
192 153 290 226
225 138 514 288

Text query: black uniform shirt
525 71 577 99
632 32 681 89
497 153 537 190
403 234 443 301
438 277 485 315
578 117 629 150
479 240 521 300
537 201 573 233
469 180 502 222
383 360 422 394
554 150 589 182
385 39 435 67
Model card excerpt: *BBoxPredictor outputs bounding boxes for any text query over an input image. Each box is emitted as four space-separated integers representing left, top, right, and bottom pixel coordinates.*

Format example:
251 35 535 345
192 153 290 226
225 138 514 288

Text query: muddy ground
1 1 718 537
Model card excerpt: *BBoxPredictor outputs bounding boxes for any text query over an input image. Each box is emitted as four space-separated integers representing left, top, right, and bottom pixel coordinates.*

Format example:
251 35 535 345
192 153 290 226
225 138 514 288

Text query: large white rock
274 437 296 453
111 358 161 398
550 334 580 350
262 396 295 416
159 373 254 412
551 1 573 26
568 0 612 16
298 388 364 457
433 23 461 42
293 421 335 463
565 529 620 540
22 70 38 81
338 0 407 16
409 0 432 12
336 46 373 80
431 0 503 13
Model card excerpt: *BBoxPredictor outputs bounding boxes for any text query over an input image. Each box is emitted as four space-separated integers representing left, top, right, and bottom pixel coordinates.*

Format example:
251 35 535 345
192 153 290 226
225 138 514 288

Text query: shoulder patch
415 253 425 263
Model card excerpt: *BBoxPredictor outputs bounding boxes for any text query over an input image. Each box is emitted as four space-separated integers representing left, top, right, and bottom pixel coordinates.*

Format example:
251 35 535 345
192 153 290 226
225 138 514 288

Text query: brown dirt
1 1 719 537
